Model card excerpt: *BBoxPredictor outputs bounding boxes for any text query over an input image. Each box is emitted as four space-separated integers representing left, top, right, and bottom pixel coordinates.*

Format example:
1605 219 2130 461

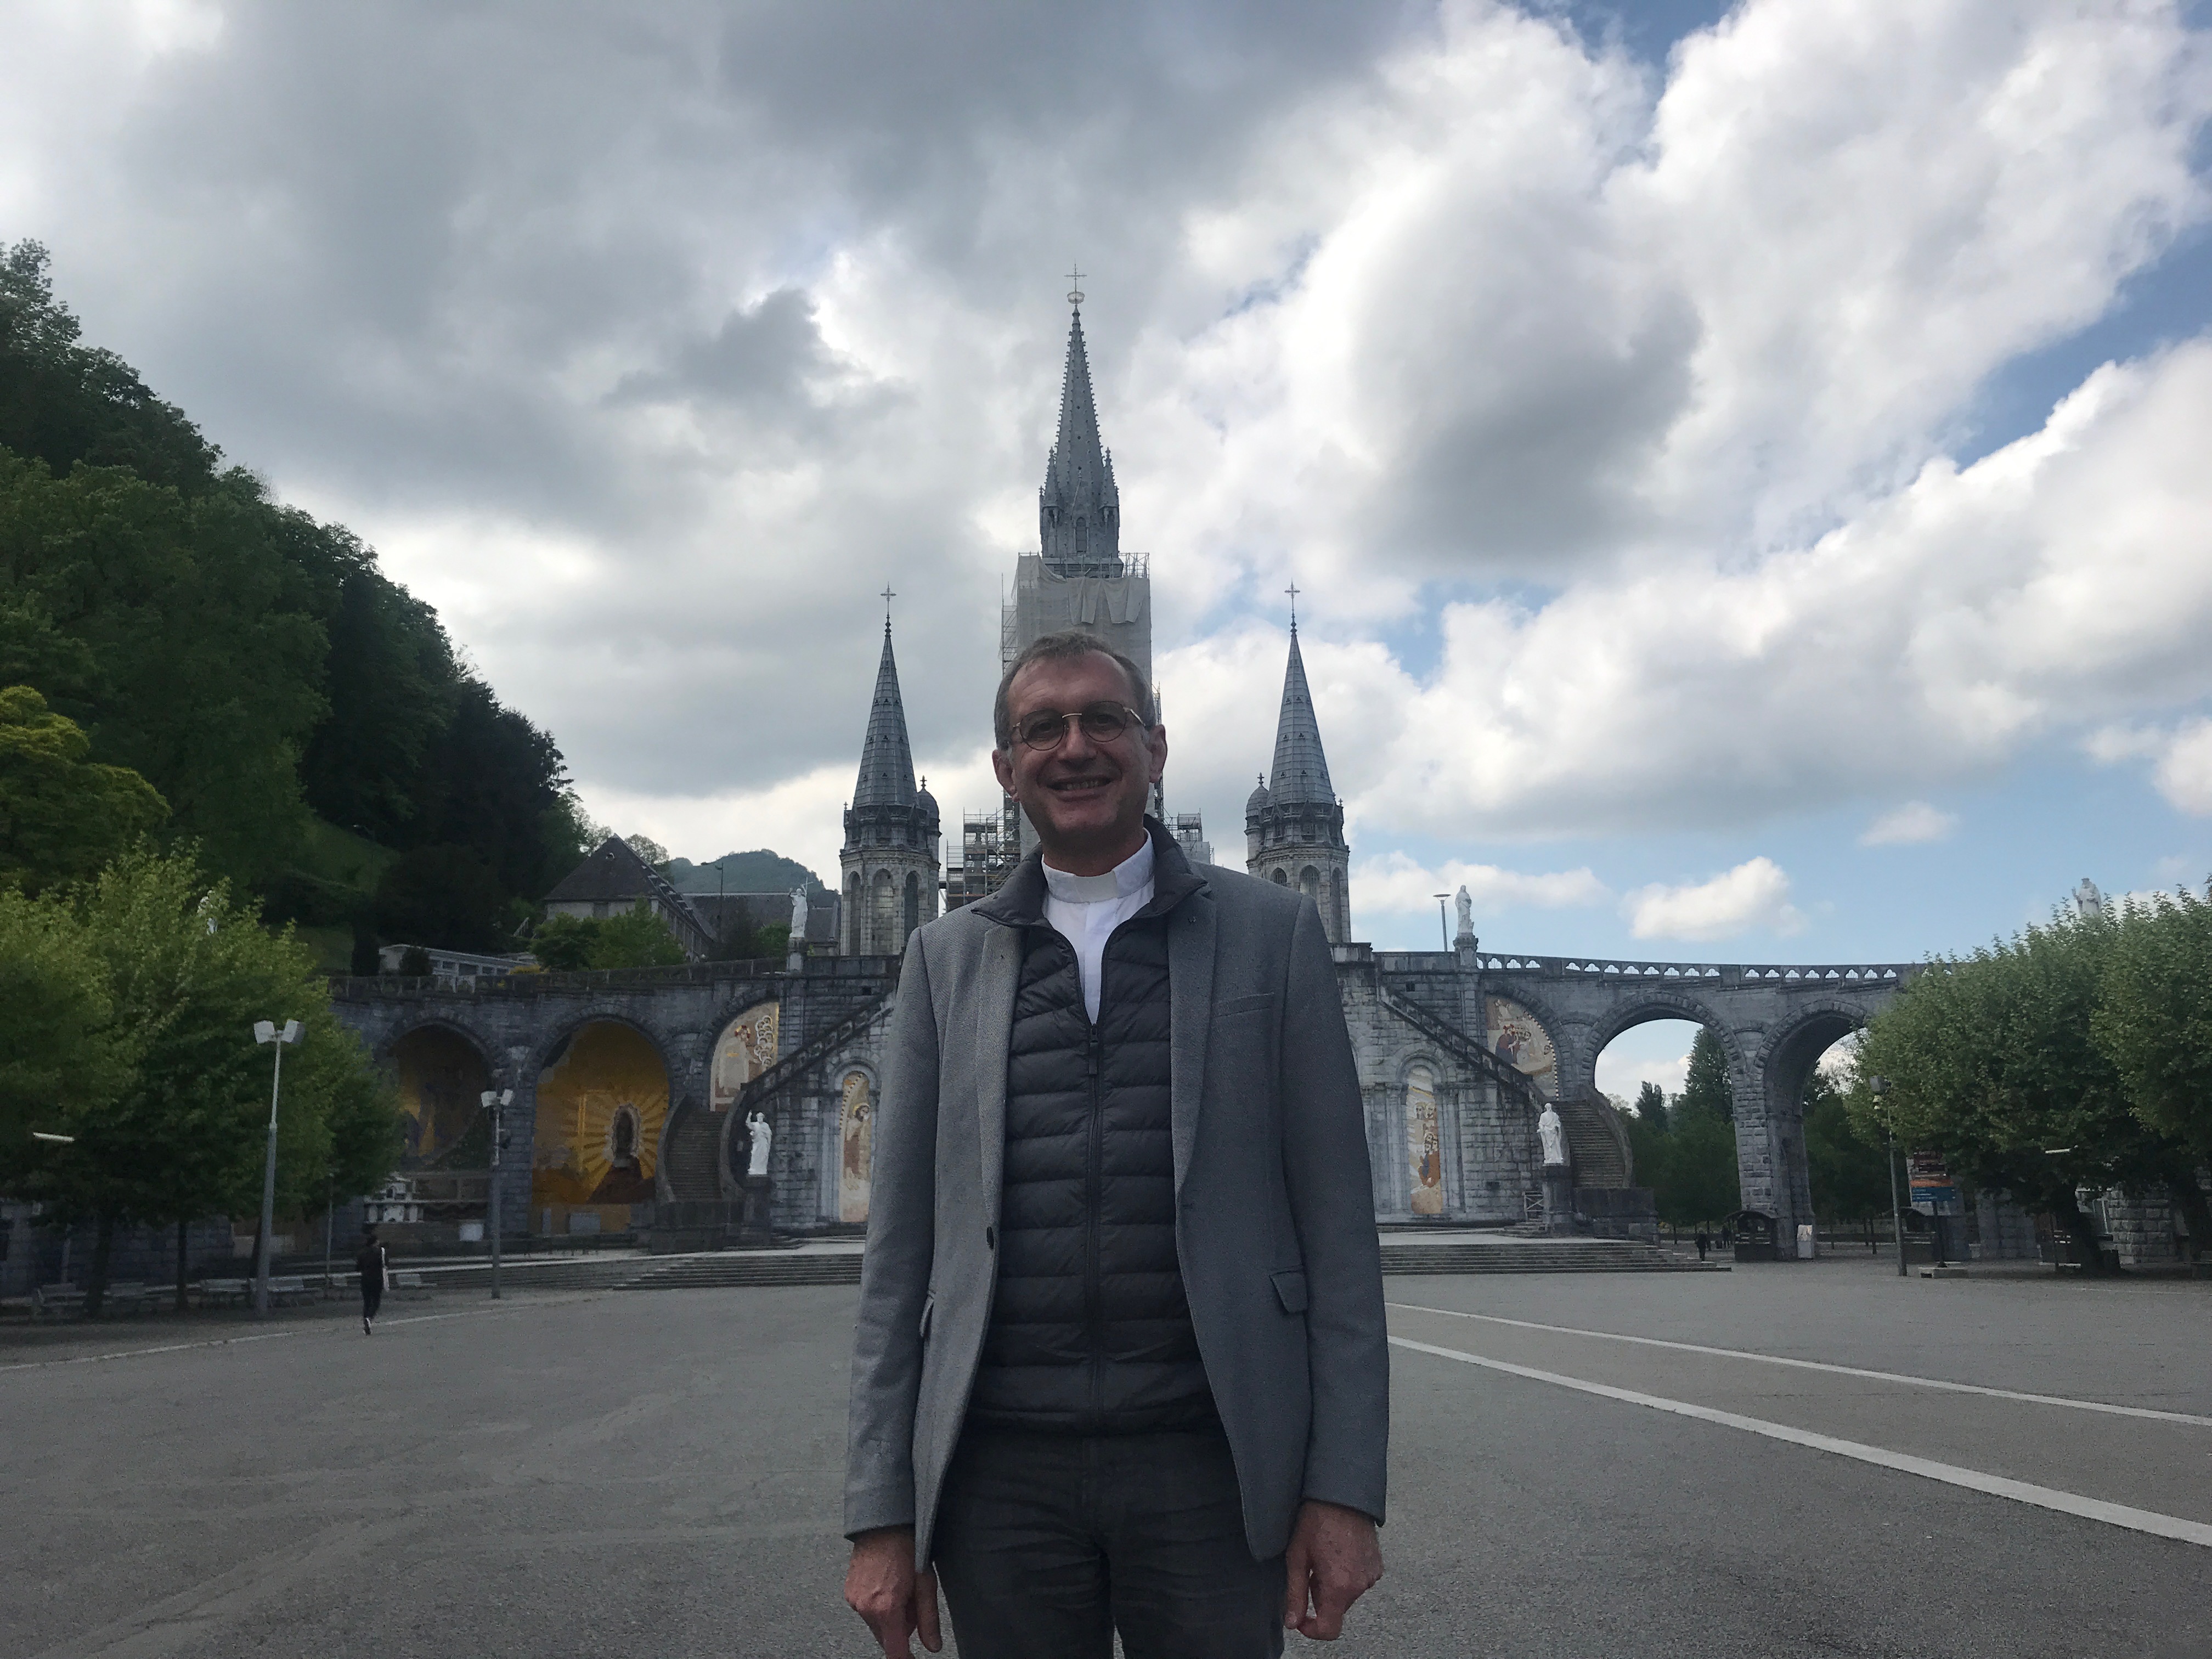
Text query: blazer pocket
1214 992 1278 1022
1271 1269 1308 1314
918 1294 935 1341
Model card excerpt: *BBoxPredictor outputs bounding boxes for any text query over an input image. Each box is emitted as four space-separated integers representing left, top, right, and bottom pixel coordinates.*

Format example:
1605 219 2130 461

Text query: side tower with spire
1246 605 1351 943
840 607 940 955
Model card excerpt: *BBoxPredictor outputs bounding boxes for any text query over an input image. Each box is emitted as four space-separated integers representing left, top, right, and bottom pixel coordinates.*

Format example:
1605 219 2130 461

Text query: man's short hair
993 631 1155 751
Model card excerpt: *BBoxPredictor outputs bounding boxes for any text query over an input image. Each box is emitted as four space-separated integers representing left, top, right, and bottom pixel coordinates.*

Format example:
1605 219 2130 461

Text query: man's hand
845 1527 942 1656
1283 1499 1383 1640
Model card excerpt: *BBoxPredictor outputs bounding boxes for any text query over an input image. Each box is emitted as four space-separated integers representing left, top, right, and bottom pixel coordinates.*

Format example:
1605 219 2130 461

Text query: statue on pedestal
1538 1103 1567 1167
744 1111 772 1178
789 887 810 939
1454 885 1474 941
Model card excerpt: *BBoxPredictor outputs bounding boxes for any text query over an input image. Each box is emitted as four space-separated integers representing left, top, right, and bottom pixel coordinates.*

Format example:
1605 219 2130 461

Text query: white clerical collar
1042 835 1154 906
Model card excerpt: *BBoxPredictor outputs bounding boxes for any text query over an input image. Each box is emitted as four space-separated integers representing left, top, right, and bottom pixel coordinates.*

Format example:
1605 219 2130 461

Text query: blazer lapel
1167 890 1217 1194
973 924 1023 1214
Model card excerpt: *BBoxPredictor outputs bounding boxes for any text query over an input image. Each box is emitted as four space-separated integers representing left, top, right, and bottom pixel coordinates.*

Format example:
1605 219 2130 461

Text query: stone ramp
601 1233 1720 1290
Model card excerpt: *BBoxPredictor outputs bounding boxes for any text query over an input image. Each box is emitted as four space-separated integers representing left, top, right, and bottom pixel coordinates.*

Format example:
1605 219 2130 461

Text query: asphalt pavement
3 1256 2208 1658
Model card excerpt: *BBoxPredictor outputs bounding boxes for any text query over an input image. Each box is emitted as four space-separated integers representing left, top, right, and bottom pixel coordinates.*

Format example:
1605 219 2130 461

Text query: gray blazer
844 838 1389 1564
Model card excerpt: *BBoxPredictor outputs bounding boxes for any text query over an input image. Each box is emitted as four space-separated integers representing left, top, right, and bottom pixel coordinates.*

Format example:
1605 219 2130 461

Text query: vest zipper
1084 1012 1105 1427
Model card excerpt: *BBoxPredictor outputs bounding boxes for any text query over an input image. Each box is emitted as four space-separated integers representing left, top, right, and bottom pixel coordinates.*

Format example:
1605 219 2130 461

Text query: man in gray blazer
844 630 1388 1657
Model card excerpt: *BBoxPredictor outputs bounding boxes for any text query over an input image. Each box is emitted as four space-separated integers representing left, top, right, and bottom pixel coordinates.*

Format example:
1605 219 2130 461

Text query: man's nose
1054 718 1104 764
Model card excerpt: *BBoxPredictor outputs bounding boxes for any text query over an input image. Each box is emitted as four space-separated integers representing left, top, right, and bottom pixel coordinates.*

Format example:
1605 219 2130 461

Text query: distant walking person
1694 1229 1710 1263
356 1227 388 1335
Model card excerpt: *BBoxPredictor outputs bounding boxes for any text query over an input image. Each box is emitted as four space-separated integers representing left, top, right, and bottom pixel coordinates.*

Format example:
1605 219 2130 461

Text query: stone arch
844 871 861 953
904 870 921 940
1398 1054 1446 1219
1271 868 1288 885
827 1057 881 1226
871 868 896 954
532 1014 673 1233
383 1020 496 1169
1758 1000 1869 1239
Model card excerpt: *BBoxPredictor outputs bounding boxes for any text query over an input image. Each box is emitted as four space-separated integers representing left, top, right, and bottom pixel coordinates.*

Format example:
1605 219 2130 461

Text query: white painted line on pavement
0 1293 603 1374
1391 1335 2212 1549
1388 1302 2212 1428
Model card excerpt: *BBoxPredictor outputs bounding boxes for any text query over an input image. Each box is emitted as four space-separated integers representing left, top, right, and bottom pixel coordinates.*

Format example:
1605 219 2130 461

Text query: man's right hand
845 1527 941 1656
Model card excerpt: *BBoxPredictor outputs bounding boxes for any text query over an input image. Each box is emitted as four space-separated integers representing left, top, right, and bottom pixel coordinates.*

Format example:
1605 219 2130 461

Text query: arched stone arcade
1475 961 1914 1244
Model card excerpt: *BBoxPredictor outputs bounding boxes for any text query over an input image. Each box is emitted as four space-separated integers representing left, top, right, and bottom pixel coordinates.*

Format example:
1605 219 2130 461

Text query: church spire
1038 274 1121 572
851 613 918 809
1267 619 1335 806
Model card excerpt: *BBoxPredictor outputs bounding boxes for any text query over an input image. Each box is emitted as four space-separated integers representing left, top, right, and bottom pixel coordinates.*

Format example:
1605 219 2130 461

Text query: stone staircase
659 1107 727 1203
1379 1235 1713 1273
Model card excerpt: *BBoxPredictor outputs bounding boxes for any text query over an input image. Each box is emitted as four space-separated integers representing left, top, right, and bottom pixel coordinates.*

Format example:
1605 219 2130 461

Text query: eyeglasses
1012 702 1149 752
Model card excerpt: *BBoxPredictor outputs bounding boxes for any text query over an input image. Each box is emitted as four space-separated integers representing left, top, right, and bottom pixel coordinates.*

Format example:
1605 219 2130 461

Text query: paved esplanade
7 1265 2208 1657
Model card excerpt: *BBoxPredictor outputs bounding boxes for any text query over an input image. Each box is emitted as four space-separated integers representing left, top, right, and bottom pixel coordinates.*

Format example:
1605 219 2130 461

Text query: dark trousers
360 1279 382 1319
932 1426 1284 1659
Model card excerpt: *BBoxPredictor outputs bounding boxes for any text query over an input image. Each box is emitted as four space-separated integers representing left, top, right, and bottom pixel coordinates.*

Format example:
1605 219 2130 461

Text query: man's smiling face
990 648 1167 874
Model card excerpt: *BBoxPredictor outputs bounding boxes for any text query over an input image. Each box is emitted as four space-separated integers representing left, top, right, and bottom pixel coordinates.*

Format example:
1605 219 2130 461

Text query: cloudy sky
7 0 2211 1088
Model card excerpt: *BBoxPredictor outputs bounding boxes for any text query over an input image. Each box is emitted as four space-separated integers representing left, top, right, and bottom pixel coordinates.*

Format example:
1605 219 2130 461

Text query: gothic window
903 871 920 940
1271 868 1288 885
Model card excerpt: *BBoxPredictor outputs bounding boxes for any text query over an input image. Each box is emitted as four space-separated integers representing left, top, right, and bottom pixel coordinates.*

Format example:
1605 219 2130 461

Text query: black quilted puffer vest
964 829 1216 1434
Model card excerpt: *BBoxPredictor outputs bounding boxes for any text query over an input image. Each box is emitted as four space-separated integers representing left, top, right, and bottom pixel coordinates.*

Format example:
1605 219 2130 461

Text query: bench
387 1271 435 1301
196 1277 250 1307
31 1283 85 1319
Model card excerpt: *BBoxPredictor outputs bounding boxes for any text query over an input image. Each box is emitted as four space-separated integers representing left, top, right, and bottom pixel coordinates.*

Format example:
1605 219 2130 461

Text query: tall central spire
1038 291 1121 572
1267 622 1336 805
851 617 917 808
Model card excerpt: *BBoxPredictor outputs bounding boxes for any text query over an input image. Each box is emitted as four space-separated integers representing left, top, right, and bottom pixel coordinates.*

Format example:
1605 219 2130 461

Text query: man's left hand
1283 1499 1383 1640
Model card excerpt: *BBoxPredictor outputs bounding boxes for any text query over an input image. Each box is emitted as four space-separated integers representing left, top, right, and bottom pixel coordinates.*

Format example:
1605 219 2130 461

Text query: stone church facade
321 288 1945 1257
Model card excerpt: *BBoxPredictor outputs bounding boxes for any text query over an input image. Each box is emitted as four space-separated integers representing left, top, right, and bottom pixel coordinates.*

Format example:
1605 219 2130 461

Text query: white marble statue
1538 1103 1567 1167
1454 886 1474 940
2072 877 2106 921
789 887 809 938
745 1111 772 1178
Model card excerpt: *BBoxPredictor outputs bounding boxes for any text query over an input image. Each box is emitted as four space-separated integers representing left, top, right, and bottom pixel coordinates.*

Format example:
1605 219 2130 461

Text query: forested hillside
0 241 591 966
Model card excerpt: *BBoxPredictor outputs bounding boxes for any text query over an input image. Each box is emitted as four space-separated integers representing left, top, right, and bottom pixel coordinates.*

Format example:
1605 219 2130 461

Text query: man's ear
1146 725 1169 785
990 746 1017 794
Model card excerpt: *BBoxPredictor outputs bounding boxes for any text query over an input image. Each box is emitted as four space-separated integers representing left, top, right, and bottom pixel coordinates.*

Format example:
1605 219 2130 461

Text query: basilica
332 292 1921 1267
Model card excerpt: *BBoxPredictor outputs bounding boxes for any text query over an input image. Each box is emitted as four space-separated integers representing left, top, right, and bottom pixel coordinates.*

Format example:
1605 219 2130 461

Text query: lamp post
481 1088 514 1299
251 1019 302 1314
1432 894 1450 951
1871 1075 1906 1279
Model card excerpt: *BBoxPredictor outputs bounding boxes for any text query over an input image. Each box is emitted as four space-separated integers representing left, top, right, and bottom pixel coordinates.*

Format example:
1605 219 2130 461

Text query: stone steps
1381 1239 1717 1274
617 1252 864 1290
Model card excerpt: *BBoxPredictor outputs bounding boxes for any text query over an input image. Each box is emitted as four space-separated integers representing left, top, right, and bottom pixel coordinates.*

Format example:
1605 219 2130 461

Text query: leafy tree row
1 240 591 959
0 847 402 1311
1852 893 2212 1272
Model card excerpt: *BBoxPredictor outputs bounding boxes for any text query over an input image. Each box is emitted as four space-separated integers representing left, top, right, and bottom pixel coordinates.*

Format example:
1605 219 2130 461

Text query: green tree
2095 885 2212 1165
0 685 166 893
1654 1101 1740 1226
530 903 686 972
374 844 510 952
1634 1080 1669 1133
1854 912 2204 1273
1680 1026 1734 1120
3 848 402 1311
1803 1066 1892 1230
0 888 130 1157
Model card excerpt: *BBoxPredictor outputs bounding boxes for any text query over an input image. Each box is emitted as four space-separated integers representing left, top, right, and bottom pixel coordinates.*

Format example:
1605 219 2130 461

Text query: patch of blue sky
1353 741 2209 963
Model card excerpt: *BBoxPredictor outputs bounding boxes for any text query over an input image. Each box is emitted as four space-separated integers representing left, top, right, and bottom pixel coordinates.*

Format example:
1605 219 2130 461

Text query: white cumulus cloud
1350 851 1609 921
1859 802 1959 847
1624 857 1805 942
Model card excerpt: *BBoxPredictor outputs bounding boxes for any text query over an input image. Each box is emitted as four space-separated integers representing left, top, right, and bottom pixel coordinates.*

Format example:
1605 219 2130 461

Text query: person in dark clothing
356 1227 387 1335
1695 1229 1710 1262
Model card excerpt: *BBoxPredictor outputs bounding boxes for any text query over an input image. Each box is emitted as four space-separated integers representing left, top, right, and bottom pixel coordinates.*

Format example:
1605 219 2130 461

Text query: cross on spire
881 585 896 630
1066 265 1085 307
1285 582 1301 630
